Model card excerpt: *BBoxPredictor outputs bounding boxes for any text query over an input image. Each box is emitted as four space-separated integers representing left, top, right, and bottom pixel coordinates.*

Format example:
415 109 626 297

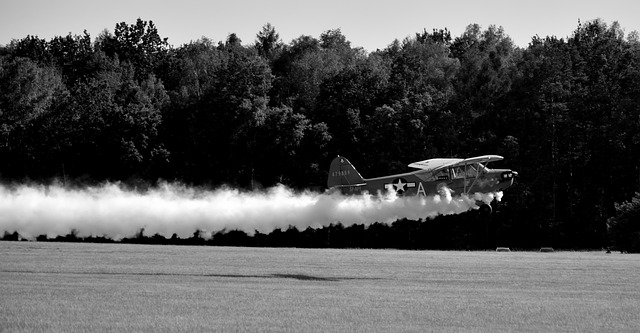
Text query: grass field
1 242 639 332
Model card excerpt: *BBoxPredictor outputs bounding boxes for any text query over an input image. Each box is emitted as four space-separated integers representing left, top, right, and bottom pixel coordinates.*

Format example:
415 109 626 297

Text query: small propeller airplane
327 155 517 213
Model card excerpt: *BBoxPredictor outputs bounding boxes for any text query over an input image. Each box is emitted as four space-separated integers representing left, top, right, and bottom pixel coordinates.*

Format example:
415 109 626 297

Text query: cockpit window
465 164 478 178
451 164 480 179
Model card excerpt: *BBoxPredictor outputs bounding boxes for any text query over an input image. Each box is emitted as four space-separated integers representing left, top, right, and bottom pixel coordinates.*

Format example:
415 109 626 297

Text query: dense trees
607 192 640 252
1 18 640 250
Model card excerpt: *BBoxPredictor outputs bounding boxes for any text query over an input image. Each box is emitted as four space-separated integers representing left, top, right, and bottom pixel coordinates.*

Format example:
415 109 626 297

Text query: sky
1 0 639 51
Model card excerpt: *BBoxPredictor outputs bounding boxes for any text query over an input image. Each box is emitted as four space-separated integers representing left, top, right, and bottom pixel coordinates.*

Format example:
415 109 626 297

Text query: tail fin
327 156 365 188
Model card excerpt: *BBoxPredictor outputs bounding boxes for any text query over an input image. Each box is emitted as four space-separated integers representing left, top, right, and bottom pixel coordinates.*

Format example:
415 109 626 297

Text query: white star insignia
393 179 406 192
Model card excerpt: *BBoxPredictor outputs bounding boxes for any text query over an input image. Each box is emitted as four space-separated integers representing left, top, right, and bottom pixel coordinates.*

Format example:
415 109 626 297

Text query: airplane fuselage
327 154 517 199
332 167 515 197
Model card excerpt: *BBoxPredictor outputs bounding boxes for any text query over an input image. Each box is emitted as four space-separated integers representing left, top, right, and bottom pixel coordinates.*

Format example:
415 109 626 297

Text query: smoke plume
0 182 502 239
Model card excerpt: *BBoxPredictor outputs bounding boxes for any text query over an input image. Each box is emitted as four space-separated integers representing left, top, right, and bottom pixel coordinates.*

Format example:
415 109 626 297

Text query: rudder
327 156 365 188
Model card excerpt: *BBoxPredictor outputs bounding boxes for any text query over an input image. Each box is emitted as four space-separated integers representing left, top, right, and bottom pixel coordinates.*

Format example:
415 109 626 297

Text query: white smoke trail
0 182 502 239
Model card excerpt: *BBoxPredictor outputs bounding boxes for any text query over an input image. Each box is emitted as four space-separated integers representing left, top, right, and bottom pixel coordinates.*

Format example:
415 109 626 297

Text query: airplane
327 155 517 213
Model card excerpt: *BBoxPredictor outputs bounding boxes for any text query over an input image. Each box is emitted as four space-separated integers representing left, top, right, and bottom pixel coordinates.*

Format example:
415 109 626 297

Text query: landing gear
479 203 493 215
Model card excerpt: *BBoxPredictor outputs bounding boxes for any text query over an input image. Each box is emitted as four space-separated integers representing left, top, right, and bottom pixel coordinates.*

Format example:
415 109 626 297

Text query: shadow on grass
270 273 340 281
2 269 380 282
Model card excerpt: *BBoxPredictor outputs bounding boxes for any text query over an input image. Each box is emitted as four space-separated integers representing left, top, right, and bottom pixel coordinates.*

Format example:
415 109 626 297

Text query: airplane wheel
479 204 492 215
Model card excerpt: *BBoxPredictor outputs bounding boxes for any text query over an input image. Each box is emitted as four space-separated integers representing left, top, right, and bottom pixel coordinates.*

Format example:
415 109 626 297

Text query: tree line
0 213 508 250
1 19 639 251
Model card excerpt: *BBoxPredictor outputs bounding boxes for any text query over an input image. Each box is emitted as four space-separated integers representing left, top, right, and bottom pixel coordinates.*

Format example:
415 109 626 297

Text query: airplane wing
408 155 504 172
408 158 462 171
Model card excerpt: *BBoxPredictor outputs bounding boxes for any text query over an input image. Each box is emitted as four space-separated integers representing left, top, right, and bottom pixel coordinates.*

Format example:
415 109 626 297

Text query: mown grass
1 242 639 332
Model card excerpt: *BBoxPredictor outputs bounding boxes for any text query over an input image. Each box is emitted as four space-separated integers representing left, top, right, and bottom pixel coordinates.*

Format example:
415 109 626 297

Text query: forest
1 19 640 251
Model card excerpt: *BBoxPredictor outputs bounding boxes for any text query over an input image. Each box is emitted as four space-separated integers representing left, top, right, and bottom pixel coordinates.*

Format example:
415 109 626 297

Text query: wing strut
464 163 480 195
463 159 496 195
